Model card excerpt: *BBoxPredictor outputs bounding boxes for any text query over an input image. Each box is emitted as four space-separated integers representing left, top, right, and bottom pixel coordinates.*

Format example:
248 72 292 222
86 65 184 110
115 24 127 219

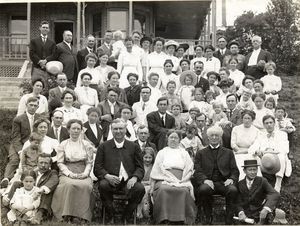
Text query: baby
209 100 229 127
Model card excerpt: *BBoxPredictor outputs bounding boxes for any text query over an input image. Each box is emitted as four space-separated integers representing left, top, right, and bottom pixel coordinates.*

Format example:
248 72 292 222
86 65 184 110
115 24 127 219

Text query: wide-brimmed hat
179 70 197 86
46 61 63 75
165 40 179 49
273 208 288 224
177 43 189 52
260 153 281 175
140 36 152 45
242 159 259 168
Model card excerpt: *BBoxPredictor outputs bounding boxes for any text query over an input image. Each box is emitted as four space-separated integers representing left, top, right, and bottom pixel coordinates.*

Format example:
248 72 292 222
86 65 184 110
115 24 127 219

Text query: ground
0 73 299 225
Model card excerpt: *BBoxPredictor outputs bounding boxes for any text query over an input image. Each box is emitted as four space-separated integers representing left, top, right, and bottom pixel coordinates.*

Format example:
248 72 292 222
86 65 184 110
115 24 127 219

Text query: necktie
142 102 146 111
161 116 165 127
42 37 46 44
54 127 58 139
247 180 252 190
229 110 233 118
29 115 34 132
141 142 146 152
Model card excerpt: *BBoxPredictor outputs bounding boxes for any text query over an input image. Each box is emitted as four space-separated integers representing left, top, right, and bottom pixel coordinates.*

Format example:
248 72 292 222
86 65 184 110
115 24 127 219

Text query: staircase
0 77 23 109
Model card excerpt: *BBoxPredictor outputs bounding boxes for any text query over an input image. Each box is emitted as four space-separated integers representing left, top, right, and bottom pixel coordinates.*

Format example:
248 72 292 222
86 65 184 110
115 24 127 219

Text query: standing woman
190 45 206 71
51 119 94 224
117 37 143 89
150 130 196 224
95 53 115 85
165 40 180 74
140 36 152 82
17 78 48 116
74 72 99 122
160 59 180 93
147 37 167 89
176 43 189 62
57 90 84 127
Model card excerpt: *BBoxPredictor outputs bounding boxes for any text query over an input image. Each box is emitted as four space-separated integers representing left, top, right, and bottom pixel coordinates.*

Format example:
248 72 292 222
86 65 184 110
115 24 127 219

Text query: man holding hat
248 115 289 192
223 40 246 71
236 159 280 224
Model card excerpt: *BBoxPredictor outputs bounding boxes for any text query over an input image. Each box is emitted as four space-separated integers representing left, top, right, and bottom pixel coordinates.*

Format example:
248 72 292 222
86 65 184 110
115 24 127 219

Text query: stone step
0 101 19 109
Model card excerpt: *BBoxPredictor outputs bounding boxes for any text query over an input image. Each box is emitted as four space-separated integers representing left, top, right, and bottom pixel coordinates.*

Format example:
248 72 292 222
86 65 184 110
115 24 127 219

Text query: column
76 1 81 51
26 2 31 60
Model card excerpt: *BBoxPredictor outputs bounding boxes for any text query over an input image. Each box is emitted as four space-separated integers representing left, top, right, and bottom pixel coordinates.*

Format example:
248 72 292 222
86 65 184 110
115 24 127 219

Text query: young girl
261 61 282 104
237 88 255 111
189 88 212 117
171 103 186 131
209 100 228 127
180 124 203 161
178 71 197 111
228 57 245 89
207 71 221 97
205 90 215 104
107 105 137 141
264 96 276 113
137 147 156 219
7 170 41 225
164 80 182 112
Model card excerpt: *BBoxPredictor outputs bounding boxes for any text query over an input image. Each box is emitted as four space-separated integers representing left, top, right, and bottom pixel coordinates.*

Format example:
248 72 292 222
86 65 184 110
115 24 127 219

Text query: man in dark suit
2 153 59 223
97 87 126 141
213 36 231 66
77 34 96 71
195 113 209 147
134 125 157 153
47 109 69 143
1 97 40 188
194 125 239 225
94 118 145 223
236 159 280 224
55 30 78 84
244 35 272 79
29 21 56 82
194 61 209 93
222 94 243 149
147 97 175 151
96 30 115 68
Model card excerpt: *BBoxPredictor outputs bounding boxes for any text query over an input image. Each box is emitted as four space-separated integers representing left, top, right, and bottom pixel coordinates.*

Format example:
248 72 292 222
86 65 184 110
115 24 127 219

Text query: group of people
0 19 296 225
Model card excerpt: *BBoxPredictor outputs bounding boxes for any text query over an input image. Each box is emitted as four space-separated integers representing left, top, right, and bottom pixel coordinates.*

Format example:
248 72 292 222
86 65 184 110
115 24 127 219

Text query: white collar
114 139 125 148
107 100 115 106
26 112 34 119
159 112 166 118
41 35 47 39
63 41 71 48
209 144 220 149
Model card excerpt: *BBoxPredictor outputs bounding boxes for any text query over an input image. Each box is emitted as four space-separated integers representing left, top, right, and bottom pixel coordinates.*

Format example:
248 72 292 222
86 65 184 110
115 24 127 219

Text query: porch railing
0 36 28 60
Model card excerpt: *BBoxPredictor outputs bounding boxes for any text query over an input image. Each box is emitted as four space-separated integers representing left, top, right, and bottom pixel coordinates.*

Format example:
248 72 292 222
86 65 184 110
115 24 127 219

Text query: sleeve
215 58 221 72
193 150 208 186
41 170 59 192
132 143 145 181
29 39 40 65
11 118 24 153
117 53 123 74
276 132 289 154
20 149 26 172
248 136 261 156
231 127 239 152
137 58 143 81
275 77 282 92
45 42 57 62
229 150 240 182
10 188 20 209
146 113 168 136
262 177 280 210
56 142 72 176
93 143 109 179
76 70 83 87
82 141 94 176
17 95 27 116
32 191 41 209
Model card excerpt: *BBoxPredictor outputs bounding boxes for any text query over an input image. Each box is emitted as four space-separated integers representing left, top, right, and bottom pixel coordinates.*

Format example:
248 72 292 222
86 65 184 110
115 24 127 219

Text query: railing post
26 2 31 60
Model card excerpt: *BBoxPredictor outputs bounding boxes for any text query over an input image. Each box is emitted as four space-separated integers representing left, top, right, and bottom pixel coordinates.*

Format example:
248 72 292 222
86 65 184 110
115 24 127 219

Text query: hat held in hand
46 61 63 75
260 153 280 175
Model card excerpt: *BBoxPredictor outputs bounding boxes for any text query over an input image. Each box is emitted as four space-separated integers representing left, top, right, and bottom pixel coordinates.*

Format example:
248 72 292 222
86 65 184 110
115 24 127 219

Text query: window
10 16 27 35
107 10 128 36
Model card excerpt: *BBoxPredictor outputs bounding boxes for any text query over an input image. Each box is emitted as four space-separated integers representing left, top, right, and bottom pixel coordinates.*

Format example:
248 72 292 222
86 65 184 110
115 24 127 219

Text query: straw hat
165 40 179 49
46 61 63 75
260 153 281 175
242 159 259 168
179 70 197 86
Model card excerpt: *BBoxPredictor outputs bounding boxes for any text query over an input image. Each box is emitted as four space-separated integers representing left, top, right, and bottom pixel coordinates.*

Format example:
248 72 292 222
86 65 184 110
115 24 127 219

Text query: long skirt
51 162 93 222
153 181 197 224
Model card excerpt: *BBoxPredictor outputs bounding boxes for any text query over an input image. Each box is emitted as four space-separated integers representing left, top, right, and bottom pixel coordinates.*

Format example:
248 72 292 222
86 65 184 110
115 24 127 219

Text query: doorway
54 21 74 44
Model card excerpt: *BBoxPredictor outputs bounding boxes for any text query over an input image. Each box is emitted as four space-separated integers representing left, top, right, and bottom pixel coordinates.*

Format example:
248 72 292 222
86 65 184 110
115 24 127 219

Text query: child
274 106 296 134
205 90 215 104
261 61 282 104
264 97 276 113
219 67 236 93
7 170 41 225
189 88 212 117
180 124 203 161
164 80 182 112
228 57 245 89
111 30 125 61
237 88 255 111
178 71 197 111
216 79 234 109
137 147 156 219
20 132 43 173
185 107 200 126
207 71 221 97
209 100 228 127
171 103 186 131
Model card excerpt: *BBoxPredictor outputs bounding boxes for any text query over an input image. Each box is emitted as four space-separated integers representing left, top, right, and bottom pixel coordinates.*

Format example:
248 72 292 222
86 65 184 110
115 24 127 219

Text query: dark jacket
213 48 231 66
125 85 142 106
134 140 158 153
47 126 69 143
195 76 209 94
83 121 103 148
194 145 239 186
94 139 144 181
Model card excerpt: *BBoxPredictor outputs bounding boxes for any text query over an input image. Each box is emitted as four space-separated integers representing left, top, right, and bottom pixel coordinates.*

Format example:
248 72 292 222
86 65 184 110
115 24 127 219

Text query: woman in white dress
147 37 167 88
117 37 142 89
165 40 180 74
95 53 115 85
74 72 99 122
17 78 48 117
231 110 261 180
160 59 180 93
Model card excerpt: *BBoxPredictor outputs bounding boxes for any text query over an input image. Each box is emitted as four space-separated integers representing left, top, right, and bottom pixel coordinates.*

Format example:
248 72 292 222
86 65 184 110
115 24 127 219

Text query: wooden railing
0 36 28 60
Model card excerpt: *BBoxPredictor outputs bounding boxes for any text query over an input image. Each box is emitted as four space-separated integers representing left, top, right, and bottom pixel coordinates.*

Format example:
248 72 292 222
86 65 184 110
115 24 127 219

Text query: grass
1 72 299 225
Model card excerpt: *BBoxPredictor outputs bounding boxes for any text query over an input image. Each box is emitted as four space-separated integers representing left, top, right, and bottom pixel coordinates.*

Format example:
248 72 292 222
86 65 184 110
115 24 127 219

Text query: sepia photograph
0 0 299 225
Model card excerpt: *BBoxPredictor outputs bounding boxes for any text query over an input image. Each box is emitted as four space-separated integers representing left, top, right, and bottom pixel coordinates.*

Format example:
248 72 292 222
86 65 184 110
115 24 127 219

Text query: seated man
134 125 157 153
147 97 175 151
94 119 145 223
236 159 280 224
2 153 59 224
47 109 69 143
194 125 239 225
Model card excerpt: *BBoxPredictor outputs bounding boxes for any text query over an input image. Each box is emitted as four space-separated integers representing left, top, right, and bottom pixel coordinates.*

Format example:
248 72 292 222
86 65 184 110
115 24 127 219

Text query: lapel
22 114 30 129
256 49 263 63
47 127 55 138
37 170 50 187
155 111 164 127
62 41 72 53
96 123 103 140
104 101 111 114
249 176 261 193
239 179 250 194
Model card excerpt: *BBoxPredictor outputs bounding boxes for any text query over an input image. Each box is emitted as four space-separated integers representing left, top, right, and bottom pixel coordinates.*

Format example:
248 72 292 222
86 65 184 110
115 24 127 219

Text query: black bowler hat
140 36 153 45
242 159 259 168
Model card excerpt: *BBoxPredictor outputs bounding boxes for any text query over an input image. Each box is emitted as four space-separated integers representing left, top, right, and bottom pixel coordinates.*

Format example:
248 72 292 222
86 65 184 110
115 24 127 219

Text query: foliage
224 0 300 73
